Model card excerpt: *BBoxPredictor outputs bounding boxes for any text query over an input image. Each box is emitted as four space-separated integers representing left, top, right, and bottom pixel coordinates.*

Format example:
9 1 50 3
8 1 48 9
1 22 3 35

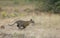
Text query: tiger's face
30 19 35 23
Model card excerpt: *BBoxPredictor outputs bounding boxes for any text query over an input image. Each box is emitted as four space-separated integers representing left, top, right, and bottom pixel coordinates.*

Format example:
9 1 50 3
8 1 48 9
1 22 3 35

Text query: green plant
1 11 7 18
13 0 19 5
53 1 60 13
10 13 16 17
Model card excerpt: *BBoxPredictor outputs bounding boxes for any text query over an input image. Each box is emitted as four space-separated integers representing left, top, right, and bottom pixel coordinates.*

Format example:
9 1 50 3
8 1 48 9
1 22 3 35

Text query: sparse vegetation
10 13 16 17
1 11 7 18
0 0 60 13
0 0 60 38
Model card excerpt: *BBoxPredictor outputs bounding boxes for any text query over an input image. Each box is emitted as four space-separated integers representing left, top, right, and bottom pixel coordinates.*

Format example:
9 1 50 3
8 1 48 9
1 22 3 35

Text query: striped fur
10 19 34 29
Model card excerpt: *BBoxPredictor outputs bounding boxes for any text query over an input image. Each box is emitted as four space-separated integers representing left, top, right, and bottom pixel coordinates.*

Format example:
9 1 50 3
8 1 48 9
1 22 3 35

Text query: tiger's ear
30 19 32 21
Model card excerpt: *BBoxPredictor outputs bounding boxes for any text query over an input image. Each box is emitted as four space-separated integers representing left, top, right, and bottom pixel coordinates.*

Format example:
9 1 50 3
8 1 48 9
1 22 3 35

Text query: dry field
0 6 60 38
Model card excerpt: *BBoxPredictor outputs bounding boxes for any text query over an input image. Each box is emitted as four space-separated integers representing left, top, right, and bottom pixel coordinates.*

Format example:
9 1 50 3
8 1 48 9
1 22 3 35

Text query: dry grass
0 5 60 38
0 13 60 38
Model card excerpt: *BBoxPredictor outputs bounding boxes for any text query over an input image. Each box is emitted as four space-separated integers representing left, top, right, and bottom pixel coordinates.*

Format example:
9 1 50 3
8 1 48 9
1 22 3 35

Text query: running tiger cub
9 19 35 29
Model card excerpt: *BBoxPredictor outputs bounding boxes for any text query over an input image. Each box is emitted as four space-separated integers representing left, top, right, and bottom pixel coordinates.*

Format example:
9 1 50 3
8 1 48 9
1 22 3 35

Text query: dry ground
0 5 60 38
0 13 60 38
